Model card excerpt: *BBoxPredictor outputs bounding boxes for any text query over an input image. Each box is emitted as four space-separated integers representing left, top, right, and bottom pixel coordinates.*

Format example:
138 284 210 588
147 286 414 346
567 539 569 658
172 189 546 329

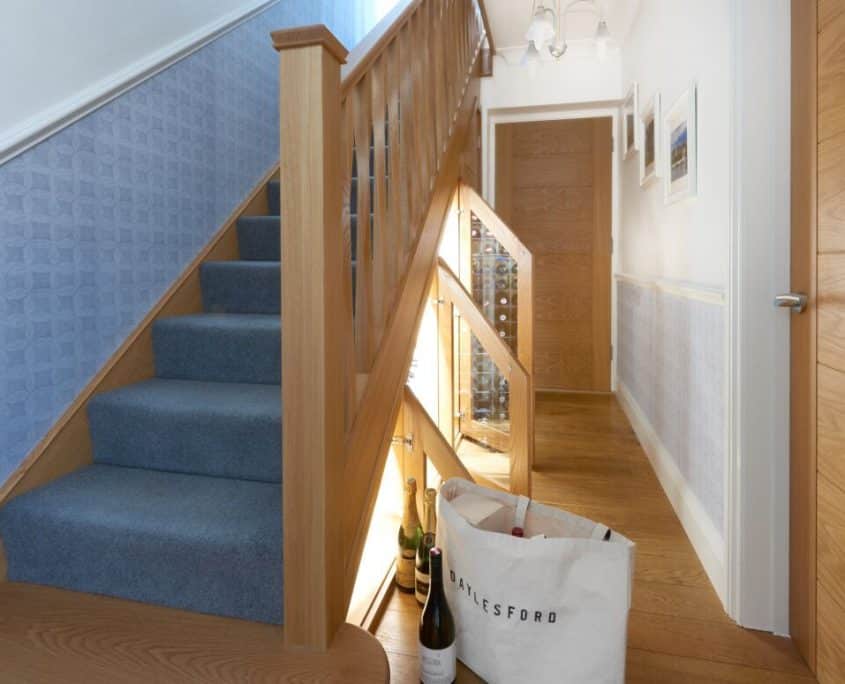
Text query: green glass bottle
396 477 422 593
419 547 456 684
415 488 438 605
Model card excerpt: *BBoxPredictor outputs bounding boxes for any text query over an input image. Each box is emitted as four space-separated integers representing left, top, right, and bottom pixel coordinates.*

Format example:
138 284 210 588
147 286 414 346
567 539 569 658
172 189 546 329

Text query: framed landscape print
622 82 639 160
664 82 697 203
639 92 661 186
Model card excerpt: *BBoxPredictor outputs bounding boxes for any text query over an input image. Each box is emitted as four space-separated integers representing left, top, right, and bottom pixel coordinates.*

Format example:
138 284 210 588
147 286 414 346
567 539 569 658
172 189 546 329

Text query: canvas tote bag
437 478 635 684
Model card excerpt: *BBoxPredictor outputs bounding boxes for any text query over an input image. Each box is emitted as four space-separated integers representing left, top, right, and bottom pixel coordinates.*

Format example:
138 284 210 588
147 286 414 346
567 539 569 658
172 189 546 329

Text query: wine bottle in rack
419 547 456 684
397 477 423 593
415 488 438 605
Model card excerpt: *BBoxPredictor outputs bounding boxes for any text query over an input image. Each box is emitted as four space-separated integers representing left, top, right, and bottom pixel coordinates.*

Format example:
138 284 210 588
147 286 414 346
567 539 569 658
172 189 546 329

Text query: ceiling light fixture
522 0 612 64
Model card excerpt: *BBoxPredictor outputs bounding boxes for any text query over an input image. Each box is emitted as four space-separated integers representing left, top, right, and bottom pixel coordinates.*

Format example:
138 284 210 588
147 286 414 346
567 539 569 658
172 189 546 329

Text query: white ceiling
485 0 640 53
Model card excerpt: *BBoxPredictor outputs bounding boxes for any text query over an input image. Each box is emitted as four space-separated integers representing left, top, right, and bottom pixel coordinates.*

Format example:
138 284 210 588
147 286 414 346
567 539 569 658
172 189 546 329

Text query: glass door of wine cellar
454 211 519 485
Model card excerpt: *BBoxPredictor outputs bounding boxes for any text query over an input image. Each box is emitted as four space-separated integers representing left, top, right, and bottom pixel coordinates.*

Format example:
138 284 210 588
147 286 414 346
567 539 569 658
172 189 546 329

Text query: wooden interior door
495 118 612 392
792 0 845 679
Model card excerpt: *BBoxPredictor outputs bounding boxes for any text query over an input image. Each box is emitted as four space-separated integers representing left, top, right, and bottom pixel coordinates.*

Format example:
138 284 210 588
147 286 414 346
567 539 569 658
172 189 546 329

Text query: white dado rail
614 272 726 306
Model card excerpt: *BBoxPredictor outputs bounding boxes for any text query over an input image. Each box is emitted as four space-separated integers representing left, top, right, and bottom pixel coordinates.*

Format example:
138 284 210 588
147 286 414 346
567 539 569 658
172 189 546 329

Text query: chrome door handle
773 293 808 313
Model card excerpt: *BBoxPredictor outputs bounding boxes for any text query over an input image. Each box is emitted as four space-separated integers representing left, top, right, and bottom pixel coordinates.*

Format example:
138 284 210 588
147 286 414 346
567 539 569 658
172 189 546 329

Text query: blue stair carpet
0 465 283 624
0 179 285 624
89 379 281 483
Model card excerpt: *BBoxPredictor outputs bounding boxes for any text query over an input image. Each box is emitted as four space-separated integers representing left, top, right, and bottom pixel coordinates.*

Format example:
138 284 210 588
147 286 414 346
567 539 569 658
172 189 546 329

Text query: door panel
495 117 612 392
794 0 845 677
817 9 845 676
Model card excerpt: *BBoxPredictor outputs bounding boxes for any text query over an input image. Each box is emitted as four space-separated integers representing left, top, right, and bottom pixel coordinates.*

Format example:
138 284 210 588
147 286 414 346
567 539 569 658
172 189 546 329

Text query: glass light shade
525 6 556 52
520 41 542 67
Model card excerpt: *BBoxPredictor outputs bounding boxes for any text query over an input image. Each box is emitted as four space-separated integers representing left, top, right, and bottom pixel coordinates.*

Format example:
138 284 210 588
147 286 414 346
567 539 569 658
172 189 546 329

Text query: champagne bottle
419 547 456 684
397 477 422 593
415 488 438 605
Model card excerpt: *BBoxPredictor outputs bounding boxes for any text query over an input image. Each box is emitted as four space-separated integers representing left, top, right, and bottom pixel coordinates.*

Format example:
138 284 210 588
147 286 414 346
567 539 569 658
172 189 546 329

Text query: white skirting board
616 381 727 605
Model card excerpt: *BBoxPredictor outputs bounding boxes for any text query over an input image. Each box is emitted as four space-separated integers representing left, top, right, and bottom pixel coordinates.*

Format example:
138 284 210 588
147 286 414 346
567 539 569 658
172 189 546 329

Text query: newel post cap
271 24 348 63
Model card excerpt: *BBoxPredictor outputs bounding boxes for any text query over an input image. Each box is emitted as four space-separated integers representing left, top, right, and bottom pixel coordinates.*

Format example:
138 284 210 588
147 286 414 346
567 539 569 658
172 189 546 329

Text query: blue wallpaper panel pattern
0 1 377 486
617 280 725 536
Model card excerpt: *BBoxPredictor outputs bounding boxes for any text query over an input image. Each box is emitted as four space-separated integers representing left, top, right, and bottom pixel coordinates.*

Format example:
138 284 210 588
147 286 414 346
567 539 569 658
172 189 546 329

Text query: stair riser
89 394 281 483
154 319 281 385
237 217 280 261
201 262 281 315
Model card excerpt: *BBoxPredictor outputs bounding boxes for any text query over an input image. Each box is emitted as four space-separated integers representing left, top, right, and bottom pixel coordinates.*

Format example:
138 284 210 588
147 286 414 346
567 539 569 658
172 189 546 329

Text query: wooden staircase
0 1 503 680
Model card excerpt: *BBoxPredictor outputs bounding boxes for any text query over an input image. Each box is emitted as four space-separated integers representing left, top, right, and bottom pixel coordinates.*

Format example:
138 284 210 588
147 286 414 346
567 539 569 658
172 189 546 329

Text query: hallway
373 392 815 682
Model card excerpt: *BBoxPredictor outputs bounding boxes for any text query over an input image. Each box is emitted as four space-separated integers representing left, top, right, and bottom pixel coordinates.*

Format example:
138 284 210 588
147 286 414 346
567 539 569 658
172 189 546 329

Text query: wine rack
468 214 518 431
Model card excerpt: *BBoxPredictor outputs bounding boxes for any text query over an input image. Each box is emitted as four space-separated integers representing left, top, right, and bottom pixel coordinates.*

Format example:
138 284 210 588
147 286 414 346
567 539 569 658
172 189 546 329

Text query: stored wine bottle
397 477 423 593
415 488 438 605
419 548 456 684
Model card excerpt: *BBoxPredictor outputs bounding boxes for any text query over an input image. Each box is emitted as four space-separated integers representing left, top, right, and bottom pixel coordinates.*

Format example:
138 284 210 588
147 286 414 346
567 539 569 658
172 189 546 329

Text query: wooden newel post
271 25 349 651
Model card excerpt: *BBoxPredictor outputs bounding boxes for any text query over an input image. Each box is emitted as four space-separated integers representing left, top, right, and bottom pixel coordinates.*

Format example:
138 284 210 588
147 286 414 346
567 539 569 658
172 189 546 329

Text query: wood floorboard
0 583 389 683
373 392 815 683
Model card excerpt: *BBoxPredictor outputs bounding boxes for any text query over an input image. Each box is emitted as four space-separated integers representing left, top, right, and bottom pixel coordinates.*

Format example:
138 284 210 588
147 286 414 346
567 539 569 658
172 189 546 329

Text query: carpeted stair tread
237 216 280 261
88 379 281 483
153 314 281 385
201 261 281 314
0 464 282 623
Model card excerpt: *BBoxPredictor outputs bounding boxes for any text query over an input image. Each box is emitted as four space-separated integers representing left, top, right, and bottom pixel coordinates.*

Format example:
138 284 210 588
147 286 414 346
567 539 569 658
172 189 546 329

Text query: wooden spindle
353 74 374 370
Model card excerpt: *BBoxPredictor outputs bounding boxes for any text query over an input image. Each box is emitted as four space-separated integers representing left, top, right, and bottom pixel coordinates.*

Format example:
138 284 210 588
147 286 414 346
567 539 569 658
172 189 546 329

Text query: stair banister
273 0 488 654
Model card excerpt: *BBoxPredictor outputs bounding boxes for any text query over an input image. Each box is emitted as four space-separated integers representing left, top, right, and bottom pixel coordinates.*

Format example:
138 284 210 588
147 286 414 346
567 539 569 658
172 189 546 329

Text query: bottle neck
422 499 436 534
429 553 444 589
402 488 419 530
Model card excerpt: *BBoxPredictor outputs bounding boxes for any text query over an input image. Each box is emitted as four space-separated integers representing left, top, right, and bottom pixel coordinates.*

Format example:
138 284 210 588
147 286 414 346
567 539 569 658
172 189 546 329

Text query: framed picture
664 82 697 203
639 92 661 186
622 83 639 160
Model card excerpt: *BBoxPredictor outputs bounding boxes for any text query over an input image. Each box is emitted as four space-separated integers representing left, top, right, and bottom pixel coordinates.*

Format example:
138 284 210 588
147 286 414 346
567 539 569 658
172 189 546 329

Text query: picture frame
639 92 661 186
622 83 639 160
664 82 697 203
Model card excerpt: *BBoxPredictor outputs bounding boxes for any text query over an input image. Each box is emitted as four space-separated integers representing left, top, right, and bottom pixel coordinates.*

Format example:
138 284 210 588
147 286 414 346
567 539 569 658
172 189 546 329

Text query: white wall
0 0 395 162
481 48 622 113
0 1 264 137
618 0 732 289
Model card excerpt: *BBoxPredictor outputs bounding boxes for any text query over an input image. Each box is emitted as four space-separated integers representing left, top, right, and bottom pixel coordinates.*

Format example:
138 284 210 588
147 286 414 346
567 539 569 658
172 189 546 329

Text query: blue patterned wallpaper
0 1 381 486
617 279 726 536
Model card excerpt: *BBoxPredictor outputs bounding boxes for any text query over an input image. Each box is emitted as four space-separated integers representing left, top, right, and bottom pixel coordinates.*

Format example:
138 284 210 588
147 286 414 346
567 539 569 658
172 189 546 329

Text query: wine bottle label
396 551 416 589
419 642 456 684
415 567 430 603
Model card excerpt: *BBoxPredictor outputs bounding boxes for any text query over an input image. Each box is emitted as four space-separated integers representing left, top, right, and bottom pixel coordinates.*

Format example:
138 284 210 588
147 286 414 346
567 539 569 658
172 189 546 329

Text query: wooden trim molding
615 272 726 306
0 164 278 507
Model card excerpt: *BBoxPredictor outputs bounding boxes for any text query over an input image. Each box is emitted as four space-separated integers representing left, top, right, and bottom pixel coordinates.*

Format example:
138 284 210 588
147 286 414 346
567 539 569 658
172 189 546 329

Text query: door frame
483 104 621 391
726 0 792 635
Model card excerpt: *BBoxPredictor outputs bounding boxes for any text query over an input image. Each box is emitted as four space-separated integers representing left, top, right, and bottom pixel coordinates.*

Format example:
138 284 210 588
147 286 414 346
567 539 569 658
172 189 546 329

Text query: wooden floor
373 392 817 683
0 583 389 683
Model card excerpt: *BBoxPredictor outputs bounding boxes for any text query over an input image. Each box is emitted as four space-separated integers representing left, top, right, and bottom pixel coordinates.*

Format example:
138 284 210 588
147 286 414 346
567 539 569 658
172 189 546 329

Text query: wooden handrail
403 386 474 483
437 258 533 497
341 0 422 94
476 0 496 54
